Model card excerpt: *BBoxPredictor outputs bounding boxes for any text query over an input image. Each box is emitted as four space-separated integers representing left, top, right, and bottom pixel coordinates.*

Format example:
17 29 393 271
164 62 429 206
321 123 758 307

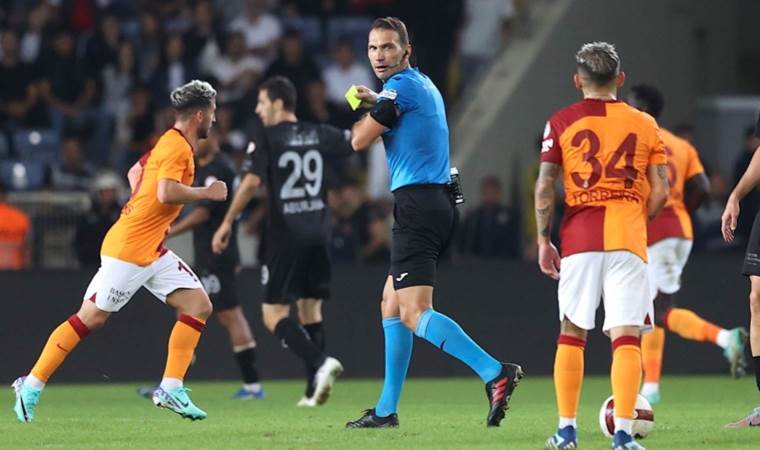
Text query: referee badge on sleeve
378 89 398 101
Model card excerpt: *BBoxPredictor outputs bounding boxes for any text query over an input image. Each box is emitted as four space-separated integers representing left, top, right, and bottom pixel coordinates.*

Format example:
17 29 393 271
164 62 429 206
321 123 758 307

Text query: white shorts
558 251 653 334
83 250 204 312
647 237 692 300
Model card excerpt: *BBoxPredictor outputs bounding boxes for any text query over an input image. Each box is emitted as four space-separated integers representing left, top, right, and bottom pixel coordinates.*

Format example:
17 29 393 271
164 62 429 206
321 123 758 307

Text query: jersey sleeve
241 128 270 182
319 124 353 156
156 142 192 183
648 127 668 166
379 74 417 115
684 144 706 179
540 119 562 164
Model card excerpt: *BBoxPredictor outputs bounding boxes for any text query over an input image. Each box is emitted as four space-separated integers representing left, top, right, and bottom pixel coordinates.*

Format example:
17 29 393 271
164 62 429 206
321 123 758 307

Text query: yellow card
345 85 361 111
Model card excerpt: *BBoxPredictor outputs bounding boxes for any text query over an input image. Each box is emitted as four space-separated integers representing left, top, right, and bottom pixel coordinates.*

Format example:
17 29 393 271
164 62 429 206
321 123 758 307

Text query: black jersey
242 121 352 246
193 152 240 270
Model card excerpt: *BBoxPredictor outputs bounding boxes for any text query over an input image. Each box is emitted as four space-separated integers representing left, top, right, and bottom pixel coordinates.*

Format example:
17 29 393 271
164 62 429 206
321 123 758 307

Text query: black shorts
390 184 456 290
198 267 239 311
262 243 331 304
743 211 760 276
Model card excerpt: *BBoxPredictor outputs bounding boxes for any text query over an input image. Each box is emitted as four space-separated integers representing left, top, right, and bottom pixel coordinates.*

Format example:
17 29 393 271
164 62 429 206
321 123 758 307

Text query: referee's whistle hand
538 241 561 280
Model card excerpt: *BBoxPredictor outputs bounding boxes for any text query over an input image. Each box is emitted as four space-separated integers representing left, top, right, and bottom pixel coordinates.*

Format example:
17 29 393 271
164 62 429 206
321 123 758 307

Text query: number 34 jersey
541 99 667 262
242 121 352 245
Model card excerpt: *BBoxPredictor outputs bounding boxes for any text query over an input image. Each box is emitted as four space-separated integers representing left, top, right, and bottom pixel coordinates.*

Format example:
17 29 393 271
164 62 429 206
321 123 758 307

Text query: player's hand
212 222 231 254
721 198 740 242
205 180 227 201
355 85 378 108
538 241 561 280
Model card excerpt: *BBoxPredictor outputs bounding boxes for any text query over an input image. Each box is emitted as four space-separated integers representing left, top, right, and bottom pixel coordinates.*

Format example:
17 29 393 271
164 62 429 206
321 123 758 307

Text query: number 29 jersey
242 121 352 245
541 99 667 262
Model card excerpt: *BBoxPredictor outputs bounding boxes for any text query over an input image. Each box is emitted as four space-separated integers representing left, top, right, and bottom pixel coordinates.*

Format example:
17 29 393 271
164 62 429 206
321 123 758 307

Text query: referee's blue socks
375 317 413 417
415 309 502 383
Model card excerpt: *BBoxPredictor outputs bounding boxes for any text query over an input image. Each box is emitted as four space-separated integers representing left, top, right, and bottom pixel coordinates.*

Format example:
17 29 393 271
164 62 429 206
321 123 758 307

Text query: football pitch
2 376 757 449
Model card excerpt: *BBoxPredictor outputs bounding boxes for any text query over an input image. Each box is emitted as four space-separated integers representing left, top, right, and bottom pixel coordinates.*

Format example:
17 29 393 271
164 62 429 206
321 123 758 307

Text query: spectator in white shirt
323 38 374 108
459 0 516 86
228 0 282 62
206 31 264 104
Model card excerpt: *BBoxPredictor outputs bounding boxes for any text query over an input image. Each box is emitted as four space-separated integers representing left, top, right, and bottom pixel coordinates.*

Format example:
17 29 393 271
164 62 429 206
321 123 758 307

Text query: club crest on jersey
204 176 218 187
246 141 256 154
378 89 397 100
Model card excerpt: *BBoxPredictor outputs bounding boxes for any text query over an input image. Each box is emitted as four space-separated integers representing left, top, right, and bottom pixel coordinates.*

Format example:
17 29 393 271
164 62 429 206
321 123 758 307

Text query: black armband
370 100 400 128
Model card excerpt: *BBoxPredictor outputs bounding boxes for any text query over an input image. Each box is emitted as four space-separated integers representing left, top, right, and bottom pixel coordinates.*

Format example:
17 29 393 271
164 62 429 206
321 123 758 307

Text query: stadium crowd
0 0 524 269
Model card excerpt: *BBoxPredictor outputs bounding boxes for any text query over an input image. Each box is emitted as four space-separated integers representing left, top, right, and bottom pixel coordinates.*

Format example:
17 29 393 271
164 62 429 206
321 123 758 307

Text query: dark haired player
345 17 522 429
213 76 349 406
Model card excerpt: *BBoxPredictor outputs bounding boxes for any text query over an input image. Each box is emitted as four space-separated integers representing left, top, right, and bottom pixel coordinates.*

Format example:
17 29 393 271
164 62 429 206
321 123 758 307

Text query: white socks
716 329 731 349
640 382 659 397
24 374 45 390
159 377 183 390
614 417 633 434
559 417 577 428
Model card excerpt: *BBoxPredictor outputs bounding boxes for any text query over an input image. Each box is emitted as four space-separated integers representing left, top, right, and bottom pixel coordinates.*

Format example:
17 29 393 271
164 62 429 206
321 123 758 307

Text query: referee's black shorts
742 211 760 276
390 184 456 290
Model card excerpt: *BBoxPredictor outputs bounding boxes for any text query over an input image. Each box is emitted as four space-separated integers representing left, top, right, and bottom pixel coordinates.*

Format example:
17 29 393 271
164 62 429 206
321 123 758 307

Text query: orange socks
162 314 206 382
554 335 585 421
30 315 90 383
641 327 665 384
611 336 642 430
664 308 722 343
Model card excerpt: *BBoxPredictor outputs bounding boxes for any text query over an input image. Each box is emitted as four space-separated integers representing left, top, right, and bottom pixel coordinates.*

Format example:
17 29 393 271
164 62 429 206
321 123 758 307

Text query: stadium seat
0 160 46 191
13 129 60 165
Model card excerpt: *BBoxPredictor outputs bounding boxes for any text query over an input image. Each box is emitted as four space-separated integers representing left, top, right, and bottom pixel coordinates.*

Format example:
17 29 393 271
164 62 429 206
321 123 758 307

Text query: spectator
150 33 199 108
322 37 374 128
184 0 224 67
458 0 515 87
120 85 156 172
0 29 46 134
732 125 760 242
215 106 248 153
0 182 31 269
205 31 264 105
263 28 321 118
39 28 112 165
133 11 163 83
74 172 124 266
329 180 390 263
19 2 52 65
674 123 696 145
48 136 96 191
457 176 522 259
228 0 281 62
84 12 122 77
104 41 139 147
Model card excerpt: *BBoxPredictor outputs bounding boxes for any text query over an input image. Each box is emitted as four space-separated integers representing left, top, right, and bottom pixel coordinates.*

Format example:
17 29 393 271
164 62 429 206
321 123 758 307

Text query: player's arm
157 178 227 205
683 172 710 212
351 112 389 151
212 172 261 254
723 144 760 241
646 164 669 220
534 161 561 280
167 206 211 238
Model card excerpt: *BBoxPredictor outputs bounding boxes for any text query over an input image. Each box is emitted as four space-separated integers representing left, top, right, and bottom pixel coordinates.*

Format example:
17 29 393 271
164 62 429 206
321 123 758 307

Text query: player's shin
554 335 585 428
375 317 413 417
274 317 326 368
161 314 206 389
303 322 326 396
28 314 91 388
610 336 642 434
640 327 665 396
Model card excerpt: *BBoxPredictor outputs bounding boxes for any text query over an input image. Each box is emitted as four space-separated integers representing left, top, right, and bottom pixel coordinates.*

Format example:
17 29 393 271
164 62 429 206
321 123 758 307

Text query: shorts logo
177 262 198 282
261 265 269 286
396 272 409 282
201 274 221 295
107 287 131 305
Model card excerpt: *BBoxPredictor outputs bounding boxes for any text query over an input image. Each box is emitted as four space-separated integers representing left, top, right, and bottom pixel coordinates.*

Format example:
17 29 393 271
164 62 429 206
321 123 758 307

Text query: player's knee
560 318 587 339
399 306 424 331
81 312 108 330
192 296 213 320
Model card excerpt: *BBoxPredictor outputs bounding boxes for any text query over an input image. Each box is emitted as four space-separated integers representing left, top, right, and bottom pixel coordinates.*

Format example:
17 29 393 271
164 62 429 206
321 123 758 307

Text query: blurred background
1 0 759 380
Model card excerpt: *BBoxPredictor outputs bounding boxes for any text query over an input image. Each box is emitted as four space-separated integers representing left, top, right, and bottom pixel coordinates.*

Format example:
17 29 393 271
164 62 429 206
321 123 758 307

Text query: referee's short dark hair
260 76 297 112
629 84 665 119
170 80 217 115
575 41 620 86
371 17 410 48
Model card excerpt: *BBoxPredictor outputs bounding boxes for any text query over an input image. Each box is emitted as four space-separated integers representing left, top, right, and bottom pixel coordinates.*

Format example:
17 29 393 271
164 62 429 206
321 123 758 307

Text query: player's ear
616 71 626 88
404 44 412 61
573 73 582 91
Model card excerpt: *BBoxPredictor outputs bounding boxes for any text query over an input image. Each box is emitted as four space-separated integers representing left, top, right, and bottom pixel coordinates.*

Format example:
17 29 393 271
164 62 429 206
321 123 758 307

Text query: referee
345 17 523 429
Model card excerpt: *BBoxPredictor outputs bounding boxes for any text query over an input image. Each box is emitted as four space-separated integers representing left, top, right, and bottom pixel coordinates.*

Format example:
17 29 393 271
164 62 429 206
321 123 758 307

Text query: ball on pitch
598 394 654 439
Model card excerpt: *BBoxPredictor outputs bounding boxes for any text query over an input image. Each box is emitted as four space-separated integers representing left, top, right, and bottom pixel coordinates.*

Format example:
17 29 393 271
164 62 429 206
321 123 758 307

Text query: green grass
2 376 758 449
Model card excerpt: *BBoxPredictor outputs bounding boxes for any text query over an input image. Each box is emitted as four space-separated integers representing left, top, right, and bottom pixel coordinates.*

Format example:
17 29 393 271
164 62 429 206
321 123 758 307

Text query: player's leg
603 251 649 449
346 276 409 428
206 269 264 399
296 298 324 403
142 251 211 420
13 257 142 422
546 252 601 449
217 307 263 399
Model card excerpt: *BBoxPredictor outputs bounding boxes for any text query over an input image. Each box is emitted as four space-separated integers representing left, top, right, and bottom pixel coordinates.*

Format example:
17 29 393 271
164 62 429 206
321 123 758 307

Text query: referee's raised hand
354 85 378 109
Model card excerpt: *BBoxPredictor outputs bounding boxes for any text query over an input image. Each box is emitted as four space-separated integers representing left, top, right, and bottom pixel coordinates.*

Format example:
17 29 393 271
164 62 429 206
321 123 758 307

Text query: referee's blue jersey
377 67 450 192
